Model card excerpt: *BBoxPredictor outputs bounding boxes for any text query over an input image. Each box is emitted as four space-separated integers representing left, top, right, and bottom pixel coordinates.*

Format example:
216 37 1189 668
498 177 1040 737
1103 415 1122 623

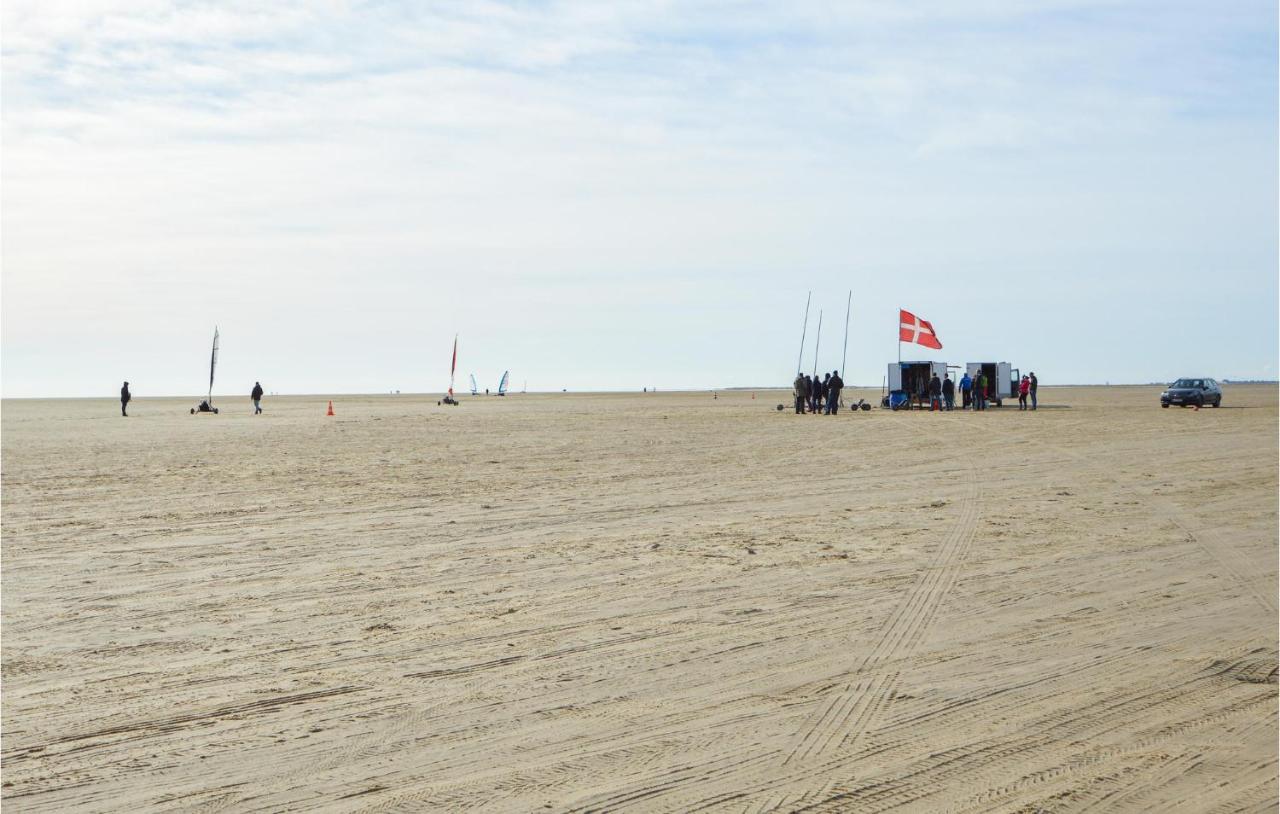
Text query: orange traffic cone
327 400 335 416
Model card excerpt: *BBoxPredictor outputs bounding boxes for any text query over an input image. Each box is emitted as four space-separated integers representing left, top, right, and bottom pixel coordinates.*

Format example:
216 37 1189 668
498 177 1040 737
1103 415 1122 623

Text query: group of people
792 370 845 414
919 370 1038 411
119 381 267 415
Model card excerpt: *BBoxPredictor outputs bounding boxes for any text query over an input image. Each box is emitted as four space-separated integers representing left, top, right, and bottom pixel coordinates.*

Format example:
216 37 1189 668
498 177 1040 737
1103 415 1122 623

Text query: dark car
1161 378 1221 408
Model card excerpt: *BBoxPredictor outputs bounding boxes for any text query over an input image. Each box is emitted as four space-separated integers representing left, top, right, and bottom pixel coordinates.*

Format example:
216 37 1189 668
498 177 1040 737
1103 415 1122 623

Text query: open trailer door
887 363 903 392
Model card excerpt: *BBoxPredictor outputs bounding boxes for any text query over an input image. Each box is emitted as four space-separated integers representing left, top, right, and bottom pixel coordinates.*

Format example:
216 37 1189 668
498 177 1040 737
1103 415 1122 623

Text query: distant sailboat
209 327 219 404
470 374 478 396
191 327 220 414
497 371 509 396
441 336 460 405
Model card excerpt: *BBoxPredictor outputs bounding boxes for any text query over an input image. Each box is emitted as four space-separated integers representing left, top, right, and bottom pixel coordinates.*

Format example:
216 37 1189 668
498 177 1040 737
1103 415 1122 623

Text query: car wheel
1195 397 1204 408
1213 398 1220 407
1161 403 1169 408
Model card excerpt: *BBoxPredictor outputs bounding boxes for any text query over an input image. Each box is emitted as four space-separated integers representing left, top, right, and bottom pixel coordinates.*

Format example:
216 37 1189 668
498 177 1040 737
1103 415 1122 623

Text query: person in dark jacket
1029 372 1038 410
251 381 265 414
826 370 843 414
942 374 955 411
120 381 131 417
974 373 987 411
793 373 808 414
928 373 942 411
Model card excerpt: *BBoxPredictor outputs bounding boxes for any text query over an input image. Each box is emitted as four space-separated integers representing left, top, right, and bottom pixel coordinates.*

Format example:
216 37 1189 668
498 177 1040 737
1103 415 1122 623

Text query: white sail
208 327 219 403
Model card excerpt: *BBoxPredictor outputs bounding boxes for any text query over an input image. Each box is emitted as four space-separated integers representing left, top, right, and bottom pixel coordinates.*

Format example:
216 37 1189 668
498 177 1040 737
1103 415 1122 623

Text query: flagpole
896 307 901 365
796 291 811 376
841 290 851 375
812 310 823 378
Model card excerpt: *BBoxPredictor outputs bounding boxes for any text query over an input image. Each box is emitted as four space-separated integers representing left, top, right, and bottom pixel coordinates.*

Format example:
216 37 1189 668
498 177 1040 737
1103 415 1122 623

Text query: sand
2 385 1276 812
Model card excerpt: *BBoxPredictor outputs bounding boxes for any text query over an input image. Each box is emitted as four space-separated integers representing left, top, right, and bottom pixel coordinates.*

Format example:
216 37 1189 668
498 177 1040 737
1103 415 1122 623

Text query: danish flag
899 309 942 349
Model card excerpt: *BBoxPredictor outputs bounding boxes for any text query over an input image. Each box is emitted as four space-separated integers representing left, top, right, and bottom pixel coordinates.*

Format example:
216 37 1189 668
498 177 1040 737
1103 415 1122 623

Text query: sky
3 0 1276 397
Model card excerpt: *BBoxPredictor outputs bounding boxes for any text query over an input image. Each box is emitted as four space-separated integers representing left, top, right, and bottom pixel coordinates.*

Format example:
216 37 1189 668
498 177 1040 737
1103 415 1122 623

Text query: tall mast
795 291 811 376
841 290 851 375
812 310 823 378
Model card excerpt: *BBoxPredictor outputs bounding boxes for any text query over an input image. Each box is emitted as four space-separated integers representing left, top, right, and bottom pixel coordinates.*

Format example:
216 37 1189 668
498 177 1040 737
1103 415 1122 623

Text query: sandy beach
2 385 1276 812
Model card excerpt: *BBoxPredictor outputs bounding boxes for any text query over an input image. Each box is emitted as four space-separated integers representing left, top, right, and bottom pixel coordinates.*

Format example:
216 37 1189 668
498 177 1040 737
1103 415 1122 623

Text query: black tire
1161 403 1169 408
1213 398 1221 408
1195 397 1204 408
190 408 195 414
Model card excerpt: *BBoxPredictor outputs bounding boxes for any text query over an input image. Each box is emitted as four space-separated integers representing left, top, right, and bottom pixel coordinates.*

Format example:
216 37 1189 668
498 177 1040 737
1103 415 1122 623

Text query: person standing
826 370 843 415
793 372 808 414
959 371 972 409
1018 375 1030 410
942 374 955 411
974 372 986 411
928 373 942 411
251 381 265 414
1029 372 1039 410
120 381 131 417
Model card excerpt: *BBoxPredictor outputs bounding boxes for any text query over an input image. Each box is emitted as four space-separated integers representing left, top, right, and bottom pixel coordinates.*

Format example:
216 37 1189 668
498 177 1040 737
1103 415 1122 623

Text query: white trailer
887 361 947 408
966 362 1014 406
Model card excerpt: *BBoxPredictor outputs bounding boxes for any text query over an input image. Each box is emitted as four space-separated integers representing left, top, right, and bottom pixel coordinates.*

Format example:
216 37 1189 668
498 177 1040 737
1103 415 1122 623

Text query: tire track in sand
617 469 982 814
784 469 981 765
1050 442 1275 617
1162 510 1276 615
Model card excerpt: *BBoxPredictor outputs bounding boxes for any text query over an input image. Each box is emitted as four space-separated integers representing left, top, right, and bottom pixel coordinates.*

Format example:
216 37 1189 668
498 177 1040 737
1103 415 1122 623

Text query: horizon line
4 381 1277 401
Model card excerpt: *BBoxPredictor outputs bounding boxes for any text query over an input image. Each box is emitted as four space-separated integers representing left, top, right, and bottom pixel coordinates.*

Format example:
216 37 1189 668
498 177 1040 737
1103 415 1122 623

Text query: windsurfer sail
208 327 220 404
449 335 458 398
497 371 509 396
470 374 478 396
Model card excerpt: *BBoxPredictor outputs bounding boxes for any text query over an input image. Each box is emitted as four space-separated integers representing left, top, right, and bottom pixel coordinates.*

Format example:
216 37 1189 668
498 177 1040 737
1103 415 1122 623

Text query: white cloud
2 0 1276 395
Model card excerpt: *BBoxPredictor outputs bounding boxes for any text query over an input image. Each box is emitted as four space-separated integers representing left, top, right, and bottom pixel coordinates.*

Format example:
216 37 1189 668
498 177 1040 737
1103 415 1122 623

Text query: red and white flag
899 309 942 349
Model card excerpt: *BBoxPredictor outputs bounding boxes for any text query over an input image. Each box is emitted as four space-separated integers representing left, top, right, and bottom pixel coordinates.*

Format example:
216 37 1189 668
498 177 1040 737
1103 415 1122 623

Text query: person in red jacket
1018 375 1030 410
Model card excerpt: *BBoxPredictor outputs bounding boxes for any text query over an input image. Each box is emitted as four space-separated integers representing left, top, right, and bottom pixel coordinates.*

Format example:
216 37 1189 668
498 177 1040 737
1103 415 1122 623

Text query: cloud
2 0 1276 395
